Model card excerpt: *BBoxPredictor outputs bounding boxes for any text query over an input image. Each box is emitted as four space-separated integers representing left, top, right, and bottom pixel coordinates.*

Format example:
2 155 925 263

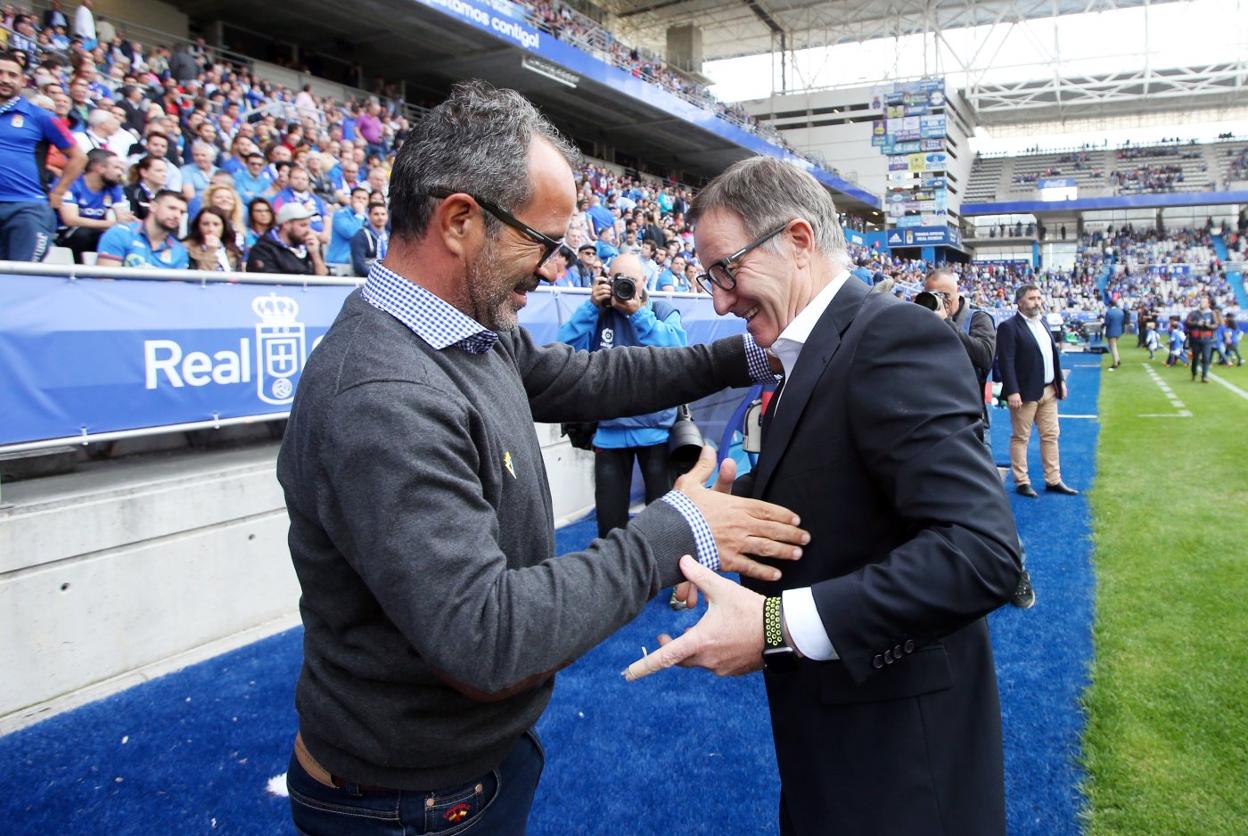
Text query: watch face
763 647 799 673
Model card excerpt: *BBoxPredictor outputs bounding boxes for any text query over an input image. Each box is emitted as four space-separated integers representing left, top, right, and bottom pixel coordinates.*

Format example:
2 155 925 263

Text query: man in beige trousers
995 285 1079 498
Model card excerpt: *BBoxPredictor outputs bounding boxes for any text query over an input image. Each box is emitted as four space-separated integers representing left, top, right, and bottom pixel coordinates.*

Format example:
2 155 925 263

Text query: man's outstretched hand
626 556 766 681
673 447 807 584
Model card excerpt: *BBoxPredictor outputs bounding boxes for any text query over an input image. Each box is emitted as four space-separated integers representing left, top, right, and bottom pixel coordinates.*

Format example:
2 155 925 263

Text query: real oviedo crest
252 293 306 405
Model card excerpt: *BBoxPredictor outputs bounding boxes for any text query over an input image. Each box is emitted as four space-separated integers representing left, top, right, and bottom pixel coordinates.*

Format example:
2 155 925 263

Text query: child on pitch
1145 321 1159 360
1167 321 1187 367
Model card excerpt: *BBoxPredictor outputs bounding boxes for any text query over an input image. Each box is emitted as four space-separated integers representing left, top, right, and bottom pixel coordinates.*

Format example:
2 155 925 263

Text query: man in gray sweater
277 80 808 834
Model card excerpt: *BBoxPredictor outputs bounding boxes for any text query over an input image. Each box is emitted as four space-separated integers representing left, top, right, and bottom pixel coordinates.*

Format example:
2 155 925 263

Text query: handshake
626 446 808 682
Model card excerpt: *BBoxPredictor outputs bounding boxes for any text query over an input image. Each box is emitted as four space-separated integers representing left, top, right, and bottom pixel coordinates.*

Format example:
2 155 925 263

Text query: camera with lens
913 290 948 312
611 274 639 303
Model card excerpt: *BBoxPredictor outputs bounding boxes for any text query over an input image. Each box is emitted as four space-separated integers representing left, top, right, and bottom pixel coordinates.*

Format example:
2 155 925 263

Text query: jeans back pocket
423 769 499 834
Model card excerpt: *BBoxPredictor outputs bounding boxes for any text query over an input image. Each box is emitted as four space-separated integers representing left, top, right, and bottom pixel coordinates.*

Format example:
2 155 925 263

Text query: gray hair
87 108 115 128
388 79 580 242
191 140 218 161
688 156 846 257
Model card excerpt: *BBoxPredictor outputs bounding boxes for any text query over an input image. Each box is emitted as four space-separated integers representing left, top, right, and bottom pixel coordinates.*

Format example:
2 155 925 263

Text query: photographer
921 269 1036 609
558 253 688 538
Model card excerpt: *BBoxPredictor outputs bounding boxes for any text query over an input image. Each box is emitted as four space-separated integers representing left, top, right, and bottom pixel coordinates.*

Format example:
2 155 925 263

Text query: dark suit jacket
737 277 1020 835
996 313 1065 402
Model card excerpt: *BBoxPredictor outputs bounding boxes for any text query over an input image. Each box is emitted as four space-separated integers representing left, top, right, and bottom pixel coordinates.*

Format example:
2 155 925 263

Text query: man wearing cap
568 242 601 287
246 202 328 275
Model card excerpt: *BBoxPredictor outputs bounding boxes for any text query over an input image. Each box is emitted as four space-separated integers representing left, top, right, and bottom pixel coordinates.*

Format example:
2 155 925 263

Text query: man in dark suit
996 285 1078 497
627 157 1021 835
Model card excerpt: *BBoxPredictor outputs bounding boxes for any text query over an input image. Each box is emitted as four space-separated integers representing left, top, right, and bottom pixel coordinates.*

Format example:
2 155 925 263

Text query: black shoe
1045 481 1079 495
1011 569 1036 609
1016 483 1038 498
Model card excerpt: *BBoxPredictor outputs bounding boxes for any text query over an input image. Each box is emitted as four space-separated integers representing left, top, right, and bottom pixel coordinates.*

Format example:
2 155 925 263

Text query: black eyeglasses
427 189 565 269
694 222 791 293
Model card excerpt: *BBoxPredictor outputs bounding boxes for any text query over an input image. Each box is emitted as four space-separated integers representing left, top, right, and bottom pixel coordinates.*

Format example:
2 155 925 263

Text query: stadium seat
44 247 74 266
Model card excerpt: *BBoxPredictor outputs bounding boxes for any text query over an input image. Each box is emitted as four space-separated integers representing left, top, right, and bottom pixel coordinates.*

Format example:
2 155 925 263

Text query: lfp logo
253 294 305 404
143 293 314 407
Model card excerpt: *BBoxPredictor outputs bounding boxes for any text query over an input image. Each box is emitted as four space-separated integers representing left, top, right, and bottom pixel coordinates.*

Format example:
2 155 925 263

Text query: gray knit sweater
277 289 752 790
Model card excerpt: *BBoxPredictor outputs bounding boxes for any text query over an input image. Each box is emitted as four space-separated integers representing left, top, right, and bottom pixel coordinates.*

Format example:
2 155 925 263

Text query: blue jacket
1104 305 1125 338
327 209 365 264
557 299 687 448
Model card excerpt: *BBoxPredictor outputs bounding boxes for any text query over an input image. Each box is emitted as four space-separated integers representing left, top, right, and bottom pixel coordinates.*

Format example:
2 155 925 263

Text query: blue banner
0 276 745 447
886 226 961 247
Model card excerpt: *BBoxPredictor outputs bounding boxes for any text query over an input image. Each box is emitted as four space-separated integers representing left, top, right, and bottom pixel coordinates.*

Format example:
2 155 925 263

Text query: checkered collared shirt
357 261 780 574
360 262 498 354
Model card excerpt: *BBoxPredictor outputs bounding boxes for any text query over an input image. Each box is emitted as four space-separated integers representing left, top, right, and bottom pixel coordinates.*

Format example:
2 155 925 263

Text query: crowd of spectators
511 0 810 162
1225 147 1248 186
1110 163 1188 193
0 4 420 275
0 0 858 274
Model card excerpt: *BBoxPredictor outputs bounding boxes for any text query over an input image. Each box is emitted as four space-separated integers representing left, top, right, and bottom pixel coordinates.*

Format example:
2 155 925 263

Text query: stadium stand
968 138 1248 200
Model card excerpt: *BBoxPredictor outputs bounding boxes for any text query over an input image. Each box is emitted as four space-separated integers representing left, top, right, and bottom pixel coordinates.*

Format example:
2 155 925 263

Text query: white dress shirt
768 270 851 661
1022 313 1055 386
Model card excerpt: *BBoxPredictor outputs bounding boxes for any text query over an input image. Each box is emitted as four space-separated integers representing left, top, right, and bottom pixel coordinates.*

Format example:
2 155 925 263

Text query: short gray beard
466 235 520 332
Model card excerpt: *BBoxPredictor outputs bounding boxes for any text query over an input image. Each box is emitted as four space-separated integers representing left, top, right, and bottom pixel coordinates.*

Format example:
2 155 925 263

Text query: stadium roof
607 0 1180 64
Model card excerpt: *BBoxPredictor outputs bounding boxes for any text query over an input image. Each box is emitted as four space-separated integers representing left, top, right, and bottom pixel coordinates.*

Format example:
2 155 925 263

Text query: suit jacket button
904 640 915 654
884 650 894 664
894 644 903 659
872 654 884 669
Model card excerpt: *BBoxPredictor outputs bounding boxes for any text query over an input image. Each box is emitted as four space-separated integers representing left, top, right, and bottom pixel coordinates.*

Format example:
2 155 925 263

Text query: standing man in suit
627 156 1021 835
1104 298 1125 370
997 285 1079 497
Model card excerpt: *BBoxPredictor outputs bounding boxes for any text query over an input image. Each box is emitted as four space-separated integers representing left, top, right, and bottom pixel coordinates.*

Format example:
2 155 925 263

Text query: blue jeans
0 200 57 261
288 729 545 835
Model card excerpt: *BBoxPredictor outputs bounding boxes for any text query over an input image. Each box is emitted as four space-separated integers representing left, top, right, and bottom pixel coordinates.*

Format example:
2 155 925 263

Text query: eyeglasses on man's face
427 189 565 270
694 221 791 294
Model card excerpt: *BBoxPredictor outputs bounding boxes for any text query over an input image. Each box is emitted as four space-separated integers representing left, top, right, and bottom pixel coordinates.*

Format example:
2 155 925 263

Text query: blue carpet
987 359 1101 835
0 364 1101 834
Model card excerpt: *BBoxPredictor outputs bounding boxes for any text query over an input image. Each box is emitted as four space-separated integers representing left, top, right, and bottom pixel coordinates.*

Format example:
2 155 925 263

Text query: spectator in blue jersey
594 224 618 265
349 200 389 278
327 186 369 266
1221 314 1242 366
96 189 189 269
549 246 579 287
180 140 218 202
1104 298 1125 370
0 51 86 261
585 193 613 236
654 253 689 292
557 252 689 538
244 197 275 250
272 164 329 245
234 153 273 207
55 147 131 262
220 134 256 176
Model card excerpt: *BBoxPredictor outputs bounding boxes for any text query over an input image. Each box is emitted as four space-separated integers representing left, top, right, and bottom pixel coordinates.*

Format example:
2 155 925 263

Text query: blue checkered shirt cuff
660 490 720 572
743 335 779 383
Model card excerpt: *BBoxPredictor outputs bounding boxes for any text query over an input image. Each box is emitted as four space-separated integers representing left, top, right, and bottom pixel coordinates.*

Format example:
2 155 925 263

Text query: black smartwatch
762 596 799 672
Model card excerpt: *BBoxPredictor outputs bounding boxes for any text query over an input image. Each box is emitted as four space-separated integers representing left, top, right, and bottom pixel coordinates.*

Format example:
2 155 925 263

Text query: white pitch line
1060 414 1099 419
1207 372 1248 402
1141 363 1192 418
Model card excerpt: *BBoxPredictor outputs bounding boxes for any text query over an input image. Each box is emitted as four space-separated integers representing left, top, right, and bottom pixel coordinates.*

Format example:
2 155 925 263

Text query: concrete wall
88 0 188 41
0 430 596 720
742 87 885 198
